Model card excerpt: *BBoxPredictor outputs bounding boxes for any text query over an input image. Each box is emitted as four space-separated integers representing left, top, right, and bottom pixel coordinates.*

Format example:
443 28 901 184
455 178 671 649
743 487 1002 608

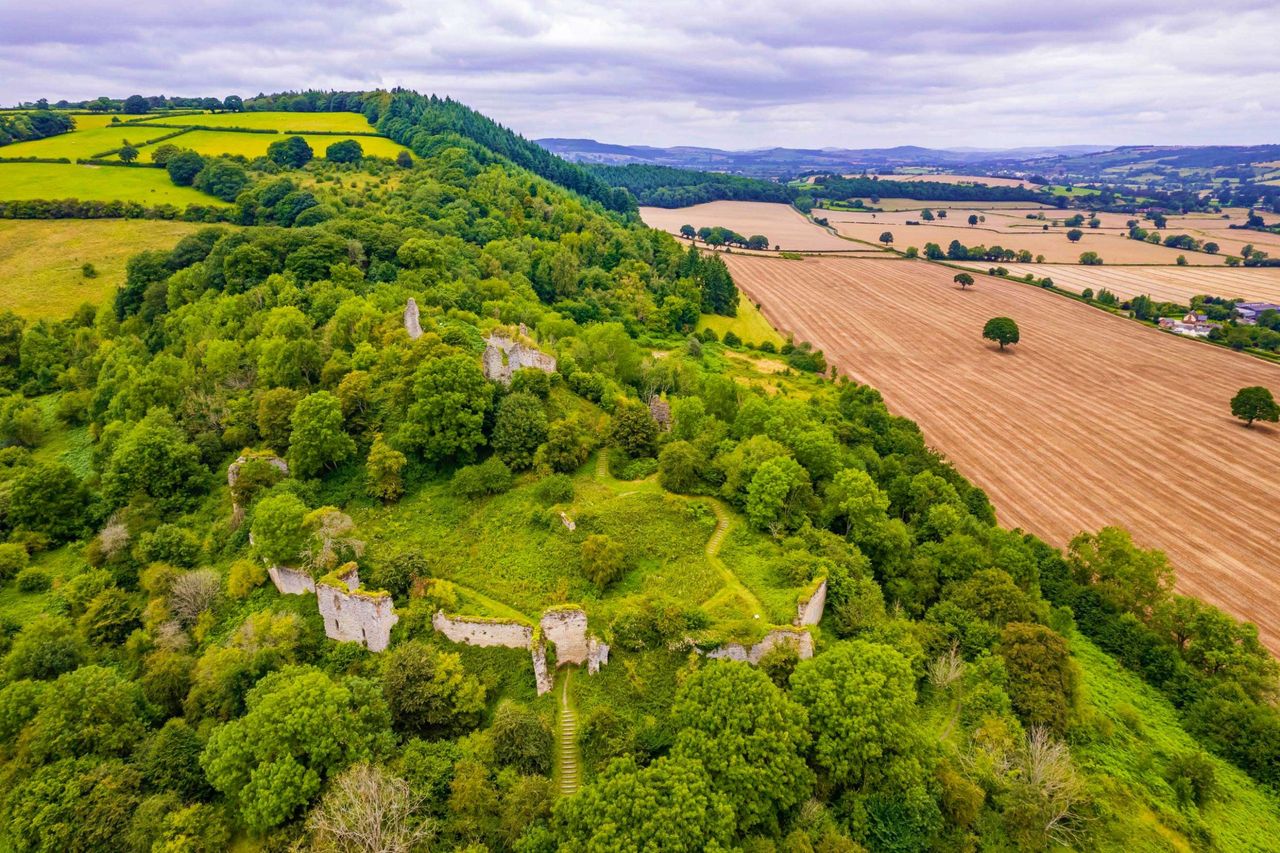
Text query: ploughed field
968 264 1280 305
639 201 860 251
723 254 1280 652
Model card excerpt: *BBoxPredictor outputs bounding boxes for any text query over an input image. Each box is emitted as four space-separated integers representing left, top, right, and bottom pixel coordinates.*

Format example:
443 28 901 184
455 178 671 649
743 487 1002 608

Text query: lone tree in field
118 145 139 164
1230 386 1279 426
1066 228 1084 243
953 273 974 289
968 214 979 226
983 317 1020 350
879 231 894 245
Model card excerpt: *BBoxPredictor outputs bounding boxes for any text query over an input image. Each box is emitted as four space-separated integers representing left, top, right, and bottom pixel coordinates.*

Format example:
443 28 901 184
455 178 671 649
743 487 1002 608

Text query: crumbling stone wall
532 636 553 695
588 636 610 675
705 628 814 665
482 332 556 385
540 608 589 665
268 565 315 596
431 612 533 648
403 298 422 340
795 578 828 627
316 565 399 652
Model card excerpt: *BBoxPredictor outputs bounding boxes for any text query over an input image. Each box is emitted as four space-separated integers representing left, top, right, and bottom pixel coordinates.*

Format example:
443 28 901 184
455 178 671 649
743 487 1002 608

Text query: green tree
6 461 87 541
791 639 925 787
118 144 138 164
288 391 355 478
671 662 813 833
1067 526 1173 615
658 440 703 493
492 392 548 470
201 666 394 832
823 466 890 546
490 701 553 775
535 416 594 473
366 434 408 503
325 139 364 163
122 94 149 114
1230 386 1279 426
1066 228 1083 242
5 758 142 852
608 400 658 458
953 273 974 289
395 149 413 168
250 491 310 566
382 641 485 737
997 623 1079 735
23 665 148 763
745 456 813 532
1079 251 1103 265
257 386 303 452
553 756 735 852
194 159 250 201
968 214 979 226
267 134 315 168
401 354 493 463
581 534 626 591
879 231 894 245
982 316 1020 350
166 150 205 186
4 614 86 681
699 253 739 316
101 408 207 512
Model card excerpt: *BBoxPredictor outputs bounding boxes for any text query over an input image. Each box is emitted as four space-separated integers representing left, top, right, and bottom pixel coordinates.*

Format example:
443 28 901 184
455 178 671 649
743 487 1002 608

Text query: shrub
16 568 51 593
534 473 574 505
452 457 513 499
0 543 29 581
166 150 205 186
226 559 267 599
582 534 625 591
620 457 658 481
325 139 363 164
138 524 202 567
81 262 97 278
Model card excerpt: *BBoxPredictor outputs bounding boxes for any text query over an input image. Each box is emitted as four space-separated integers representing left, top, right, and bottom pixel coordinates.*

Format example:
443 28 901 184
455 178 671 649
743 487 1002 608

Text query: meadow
135 130 409 161
130 110 379 133
0 219 214 317
0 162 227 205
0 124 170 159
724 253 1280 653
695 297 786 347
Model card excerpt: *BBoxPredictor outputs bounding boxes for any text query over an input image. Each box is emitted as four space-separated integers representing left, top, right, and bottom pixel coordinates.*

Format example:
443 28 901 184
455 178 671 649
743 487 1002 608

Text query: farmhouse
1233 302 1280 325
1157 312 1217 338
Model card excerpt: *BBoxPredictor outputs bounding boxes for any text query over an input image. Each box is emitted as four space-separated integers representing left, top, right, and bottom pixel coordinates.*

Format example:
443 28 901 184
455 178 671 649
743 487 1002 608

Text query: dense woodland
0 90 1275 852
587 164 795 207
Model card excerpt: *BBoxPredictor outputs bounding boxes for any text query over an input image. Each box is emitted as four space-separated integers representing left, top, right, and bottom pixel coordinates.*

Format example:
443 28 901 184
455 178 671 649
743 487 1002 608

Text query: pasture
985 263 1280 305
0 124 169 159
723 253 1280 652
121 130 409 161
0 219 213 317
696 297 786 347
639 201 859 251
131 110 377 133
0 162 227 206
876 172 1036 188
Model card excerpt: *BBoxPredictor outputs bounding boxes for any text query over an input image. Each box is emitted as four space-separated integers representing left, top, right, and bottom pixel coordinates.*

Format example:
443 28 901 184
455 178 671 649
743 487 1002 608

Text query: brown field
822 215 1226 265
638 201 860 251
723 254 1280 652
978 264 1280 304
839 198 1054 212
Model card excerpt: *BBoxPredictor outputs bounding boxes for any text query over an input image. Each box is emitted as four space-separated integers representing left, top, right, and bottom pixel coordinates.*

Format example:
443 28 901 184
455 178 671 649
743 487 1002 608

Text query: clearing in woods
967 264 1280 305
128 110 378 133
639 201 860 251
0 219 216 317
696 297 786 347
723 253 1280 652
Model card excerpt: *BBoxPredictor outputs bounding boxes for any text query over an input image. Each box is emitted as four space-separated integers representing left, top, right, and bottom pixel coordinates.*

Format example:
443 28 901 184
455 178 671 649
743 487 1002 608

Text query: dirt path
725 253 1280 653
556 668 581 796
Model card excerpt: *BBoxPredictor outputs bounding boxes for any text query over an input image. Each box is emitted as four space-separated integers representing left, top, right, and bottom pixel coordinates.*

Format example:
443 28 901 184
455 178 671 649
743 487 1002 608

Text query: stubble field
968 264 1280 304
639 201 859 251
722 253 1280 651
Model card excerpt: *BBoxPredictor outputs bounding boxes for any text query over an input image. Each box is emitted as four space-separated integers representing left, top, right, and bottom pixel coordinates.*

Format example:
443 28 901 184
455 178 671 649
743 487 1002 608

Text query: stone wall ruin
540 608 589 665
704 627 815 664
481 330 557 386
268 565 315 596
316 564 399 652
795 578 828 627
403 298 423 340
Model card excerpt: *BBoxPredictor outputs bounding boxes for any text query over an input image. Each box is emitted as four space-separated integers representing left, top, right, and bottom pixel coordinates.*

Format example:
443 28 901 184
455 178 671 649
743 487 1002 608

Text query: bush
166 150 205 186
16 568 51 593
620 457 658 481
0 543 29 581
452 457 513 499
138 524 202 567
226 559 267 599
582 534 625 591
325 139 363 164
534 473 574 505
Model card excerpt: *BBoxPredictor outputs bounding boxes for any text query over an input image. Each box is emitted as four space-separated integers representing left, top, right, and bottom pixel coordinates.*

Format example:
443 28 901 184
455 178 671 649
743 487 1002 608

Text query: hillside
0 89 1275 853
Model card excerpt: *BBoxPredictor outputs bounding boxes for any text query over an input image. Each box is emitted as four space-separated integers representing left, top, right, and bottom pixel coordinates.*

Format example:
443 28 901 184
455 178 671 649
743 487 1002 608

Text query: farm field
131 110 377 133
0 219 215 317
722 254 1280 652
980 263 1280 304
114 129 409 161
639 201 860 251
0 162 227 206
875 172 1036 188
823 214 1227 264
0 124 170 159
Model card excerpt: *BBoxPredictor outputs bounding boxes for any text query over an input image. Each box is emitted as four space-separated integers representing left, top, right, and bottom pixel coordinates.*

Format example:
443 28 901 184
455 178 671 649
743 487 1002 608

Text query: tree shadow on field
1228 418 1276 435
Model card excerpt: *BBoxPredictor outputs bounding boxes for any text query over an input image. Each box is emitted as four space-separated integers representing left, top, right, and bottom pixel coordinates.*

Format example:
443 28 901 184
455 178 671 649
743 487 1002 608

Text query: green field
0 162 226 205
0 124 174 159
131 110 378 133
696 298 785 347
126 129 409 161
0 219 217 317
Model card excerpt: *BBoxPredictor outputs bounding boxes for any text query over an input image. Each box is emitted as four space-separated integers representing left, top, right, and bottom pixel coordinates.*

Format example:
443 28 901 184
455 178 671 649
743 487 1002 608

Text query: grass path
699 497 767 619
556 668 581 796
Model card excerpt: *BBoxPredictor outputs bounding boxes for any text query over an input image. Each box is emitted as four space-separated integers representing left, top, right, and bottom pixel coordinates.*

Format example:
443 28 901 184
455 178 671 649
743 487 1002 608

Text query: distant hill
536 138 1109 177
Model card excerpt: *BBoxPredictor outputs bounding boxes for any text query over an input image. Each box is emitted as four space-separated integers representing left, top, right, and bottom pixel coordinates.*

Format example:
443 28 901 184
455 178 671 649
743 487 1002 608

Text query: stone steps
557 671 582 795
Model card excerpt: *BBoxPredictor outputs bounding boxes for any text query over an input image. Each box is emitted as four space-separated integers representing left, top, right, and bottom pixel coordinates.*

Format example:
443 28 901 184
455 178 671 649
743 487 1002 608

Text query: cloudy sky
2 0 1277 149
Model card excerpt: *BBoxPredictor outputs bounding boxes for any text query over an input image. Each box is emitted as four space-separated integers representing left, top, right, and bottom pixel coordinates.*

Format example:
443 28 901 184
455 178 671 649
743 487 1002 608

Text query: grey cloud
0 0 1276 148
